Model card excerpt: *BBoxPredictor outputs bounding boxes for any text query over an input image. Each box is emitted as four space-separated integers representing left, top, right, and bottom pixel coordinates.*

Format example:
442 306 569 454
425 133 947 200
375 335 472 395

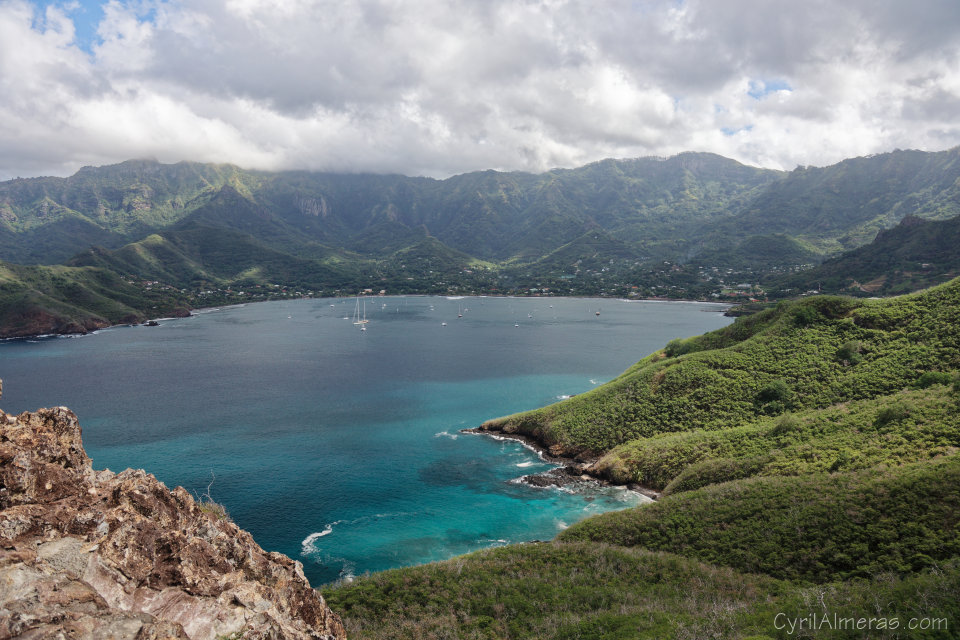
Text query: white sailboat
353 293 369 328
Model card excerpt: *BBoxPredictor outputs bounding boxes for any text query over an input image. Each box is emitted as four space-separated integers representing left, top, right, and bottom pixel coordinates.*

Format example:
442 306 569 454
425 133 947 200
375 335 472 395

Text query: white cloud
0 0 959 180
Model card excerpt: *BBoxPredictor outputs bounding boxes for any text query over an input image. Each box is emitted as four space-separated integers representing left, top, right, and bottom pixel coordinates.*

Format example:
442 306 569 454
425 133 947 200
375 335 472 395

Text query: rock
0 379 346 640
520 466 597 489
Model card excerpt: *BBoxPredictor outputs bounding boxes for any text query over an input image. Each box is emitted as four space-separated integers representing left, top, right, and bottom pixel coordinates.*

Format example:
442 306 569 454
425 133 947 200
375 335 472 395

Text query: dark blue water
0 296 730 584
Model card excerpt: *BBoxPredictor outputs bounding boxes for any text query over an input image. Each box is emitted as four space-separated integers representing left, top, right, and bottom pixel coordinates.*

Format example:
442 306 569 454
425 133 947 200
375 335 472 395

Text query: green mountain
0 153 783 266
322 278 960 638
702 148 960 254
769 213 960 296
0 160 251 263
6 149 960 271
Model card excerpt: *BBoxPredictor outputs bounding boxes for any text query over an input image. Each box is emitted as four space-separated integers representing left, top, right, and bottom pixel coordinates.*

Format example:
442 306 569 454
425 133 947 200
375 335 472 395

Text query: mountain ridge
2 148 960 337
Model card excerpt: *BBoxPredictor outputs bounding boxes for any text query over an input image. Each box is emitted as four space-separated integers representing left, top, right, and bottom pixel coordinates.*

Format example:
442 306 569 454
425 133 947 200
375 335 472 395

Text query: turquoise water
0 296 731 584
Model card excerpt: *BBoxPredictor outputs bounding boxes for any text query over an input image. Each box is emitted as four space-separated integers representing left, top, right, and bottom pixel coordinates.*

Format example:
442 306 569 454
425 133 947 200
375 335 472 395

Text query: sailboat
353 293 369 328
458 303 463 318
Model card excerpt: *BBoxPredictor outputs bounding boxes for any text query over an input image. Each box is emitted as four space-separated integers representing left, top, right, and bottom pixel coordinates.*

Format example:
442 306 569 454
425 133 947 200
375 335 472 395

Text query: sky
1 0 959 181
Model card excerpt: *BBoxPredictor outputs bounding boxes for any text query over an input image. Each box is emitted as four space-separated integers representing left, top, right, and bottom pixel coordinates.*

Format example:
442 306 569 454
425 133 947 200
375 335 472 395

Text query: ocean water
0 296 731 584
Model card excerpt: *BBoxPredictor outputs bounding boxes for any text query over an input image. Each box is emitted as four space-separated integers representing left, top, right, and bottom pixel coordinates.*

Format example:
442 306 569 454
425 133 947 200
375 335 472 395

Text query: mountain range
2 147 960 336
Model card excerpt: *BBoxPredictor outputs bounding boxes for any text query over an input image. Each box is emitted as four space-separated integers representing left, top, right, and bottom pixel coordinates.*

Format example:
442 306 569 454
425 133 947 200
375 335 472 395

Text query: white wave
302 524 337 552
589 379 599 385
515 461 536 468
445 296 465 300
434 431 458 439
556 394 571 400
477 432 549 460
556 520 569 530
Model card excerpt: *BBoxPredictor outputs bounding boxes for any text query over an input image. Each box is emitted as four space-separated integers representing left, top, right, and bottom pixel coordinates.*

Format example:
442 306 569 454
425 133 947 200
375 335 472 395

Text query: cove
0 295 731 584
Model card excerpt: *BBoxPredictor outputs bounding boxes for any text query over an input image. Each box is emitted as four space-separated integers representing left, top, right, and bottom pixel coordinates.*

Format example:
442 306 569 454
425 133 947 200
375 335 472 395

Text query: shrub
914 370 953 389
874 401 913 428
770 413 801 436
835 340 863 365
755 380 793 415
791 304 821 328
663 455 772 495
664 338 694 357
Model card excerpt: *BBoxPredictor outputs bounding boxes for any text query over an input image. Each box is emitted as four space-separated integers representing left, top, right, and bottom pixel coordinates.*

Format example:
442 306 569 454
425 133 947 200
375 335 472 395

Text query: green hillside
769 214 960 296
562 456 960 582
325 541 959 640
0 261 190 338
479 280 960 461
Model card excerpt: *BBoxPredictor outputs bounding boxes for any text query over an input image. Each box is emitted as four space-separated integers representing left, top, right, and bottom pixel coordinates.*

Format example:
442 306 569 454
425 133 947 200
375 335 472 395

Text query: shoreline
0 294 734 341
461 426 662 501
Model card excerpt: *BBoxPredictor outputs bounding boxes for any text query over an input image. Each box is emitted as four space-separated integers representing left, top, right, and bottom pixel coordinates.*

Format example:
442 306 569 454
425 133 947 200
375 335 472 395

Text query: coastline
461 426 662 501
0 293 734 341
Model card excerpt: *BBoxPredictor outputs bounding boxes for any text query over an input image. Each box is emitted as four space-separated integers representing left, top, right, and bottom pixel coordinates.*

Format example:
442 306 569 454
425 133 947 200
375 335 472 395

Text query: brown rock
0 378 346 640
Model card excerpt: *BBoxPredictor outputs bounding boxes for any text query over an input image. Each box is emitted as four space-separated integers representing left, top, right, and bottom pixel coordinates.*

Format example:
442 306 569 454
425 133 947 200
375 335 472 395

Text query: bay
0 295 731 584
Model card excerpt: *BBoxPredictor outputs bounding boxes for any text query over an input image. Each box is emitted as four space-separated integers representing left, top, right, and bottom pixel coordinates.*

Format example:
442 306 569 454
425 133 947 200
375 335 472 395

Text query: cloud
1 0 959 180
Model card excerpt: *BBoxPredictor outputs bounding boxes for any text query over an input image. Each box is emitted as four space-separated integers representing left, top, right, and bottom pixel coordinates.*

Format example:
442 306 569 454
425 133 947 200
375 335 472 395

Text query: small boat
353 293 369 327
514 323 519 327
442 322 447 326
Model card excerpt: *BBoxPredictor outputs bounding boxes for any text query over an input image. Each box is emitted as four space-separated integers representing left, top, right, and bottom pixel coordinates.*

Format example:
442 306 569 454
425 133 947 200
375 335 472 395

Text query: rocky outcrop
0 309 112 340
0 379 346 640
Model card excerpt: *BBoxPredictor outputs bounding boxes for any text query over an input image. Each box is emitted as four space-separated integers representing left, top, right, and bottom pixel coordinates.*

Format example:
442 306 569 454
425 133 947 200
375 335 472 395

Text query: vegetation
768 214 960 297
561 456 960 583
324 543 960 639
589 383 960 491
0 260 191 337
482 280 960 459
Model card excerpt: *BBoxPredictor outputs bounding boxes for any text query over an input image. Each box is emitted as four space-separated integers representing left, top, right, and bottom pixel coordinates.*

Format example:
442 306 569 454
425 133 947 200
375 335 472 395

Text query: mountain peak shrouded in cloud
1 0 959 181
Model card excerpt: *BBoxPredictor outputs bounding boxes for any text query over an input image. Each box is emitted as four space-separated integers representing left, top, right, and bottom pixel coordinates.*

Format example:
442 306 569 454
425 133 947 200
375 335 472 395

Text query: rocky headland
0 379 346 640
463 425 661 500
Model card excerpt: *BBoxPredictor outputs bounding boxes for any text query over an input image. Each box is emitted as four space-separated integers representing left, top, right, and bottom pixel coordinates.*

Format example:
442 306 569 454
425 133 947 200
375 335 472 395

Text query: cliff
0 379 347 640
